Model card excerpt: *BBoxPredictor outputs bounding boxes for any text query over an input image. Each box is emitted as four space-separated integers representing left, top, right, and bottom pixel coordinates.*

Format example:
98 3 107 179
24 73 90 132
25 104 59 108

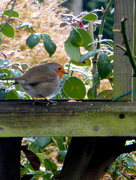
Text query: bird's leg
45 98 57 106
31 97 57 106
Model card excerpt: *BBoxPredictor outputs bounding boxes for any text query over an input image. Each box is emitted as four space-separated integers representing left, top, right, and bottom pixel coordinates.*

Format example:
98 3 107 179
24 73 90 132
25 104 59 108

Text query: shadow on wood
60 137 136 180
0 137 22 180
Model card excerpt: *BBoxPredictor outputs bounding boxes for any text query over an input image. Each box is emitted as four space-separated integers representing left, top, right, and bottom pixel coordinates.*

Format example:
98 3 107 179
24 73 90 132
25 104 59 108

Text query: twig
121 17 136 75
0 0 17 32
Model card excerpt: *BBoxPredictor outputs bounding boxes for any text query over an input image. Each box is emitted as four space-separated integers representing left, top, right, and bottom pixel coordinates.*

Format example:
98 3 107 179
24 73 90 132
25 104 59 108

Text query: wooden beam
0 100 136 137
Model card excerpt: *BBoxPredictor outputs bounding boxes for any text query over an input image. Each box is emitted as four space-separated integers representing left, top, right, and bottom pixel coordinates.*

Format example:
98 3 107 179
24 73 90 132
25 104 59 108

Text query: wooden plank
0 100 136 137
114 0 133 100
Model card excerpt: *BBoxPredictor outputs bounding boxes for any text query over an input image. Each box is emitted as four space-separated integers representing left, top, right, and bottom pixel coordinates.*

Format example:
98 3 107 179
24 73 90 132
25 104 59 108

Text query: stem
1 0 11 23
92 0 113 98
121 18 136 75
99 0 113 36
117 44 136 60
0 0 17 32
88 21 94 50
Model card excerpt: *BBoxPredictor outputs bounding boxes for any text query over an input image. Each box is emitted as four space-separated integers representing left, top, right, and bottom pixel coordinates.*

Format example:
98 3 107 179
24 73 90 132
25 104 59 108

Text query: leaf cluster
21 137 71 180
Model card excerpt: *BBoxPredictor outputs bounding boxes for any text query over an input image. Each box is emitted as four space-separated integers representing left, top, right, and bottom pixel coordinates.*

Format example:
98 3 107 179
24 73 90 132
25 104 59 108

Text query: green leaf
82 12 98 21
6 90 19 99
63 77 86 99
26 33 41 49
41 33 50 40
50 75 67 99
17 91 31 99
0 58 10 68
0 72 6 78
79 49 101 63
71 59 91 66
44 159 57 171
17 23 31 29
97 53 113 79
59 150 67 159
4 9 19 17
96 90 113 99
0 88 9 99
87 71 100 99
9 69 23 78
34 137 52 150
125 157 136 167
64 38 82 62
43 173 52 180
69 27 82 47
21 63 29 71
77 28 93 49
0 32 2 45
87 39 114 49
1 23 14 38
2 69 12 78
43 35 56 57
87 86 96 99
53 137 65 151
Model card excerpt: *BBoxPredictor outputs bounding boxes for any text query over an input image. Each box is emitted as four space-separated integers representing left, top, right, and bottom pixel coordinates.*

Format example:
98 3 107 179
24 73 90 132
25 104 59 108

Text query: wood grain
0 100 136 137
114 0 133 100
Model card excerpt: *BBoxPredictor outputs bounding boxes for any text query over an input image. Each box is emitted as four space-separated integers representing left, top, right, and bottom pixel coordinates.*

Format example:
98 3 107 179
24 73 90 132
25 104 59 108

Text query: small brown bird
1 63 67 99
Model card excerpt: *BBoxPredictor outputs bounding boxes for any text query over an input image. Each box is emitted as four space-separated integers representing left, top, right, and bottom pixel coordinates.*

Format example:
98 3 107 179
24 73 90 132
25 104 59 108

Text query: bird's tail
0 77 17 81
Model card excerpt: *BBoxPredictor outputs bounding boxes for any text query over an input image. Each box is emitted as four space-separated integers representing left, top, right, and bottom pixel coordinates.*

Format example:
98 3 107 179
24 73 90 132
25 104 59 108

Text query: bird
1 62 67 100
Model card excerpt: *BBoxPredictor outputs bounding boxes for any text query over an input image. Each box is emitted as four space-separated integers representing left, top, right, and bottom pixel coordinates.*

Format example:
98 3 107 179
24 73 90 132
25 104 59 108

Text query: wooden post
113 0 133 101
0 138 22 180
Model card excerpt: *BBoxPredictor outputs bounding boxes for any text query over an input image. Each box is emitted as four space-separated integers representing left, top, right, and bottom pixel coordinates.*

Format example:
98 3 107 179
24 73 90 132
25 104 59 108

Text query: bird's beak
64 71 68 75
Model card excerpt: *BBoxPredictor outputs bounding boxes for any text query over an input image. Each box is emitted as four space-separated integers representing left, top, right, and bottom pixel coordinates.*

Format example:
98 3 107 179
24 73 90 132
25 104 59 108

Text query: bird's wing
23 71 58 85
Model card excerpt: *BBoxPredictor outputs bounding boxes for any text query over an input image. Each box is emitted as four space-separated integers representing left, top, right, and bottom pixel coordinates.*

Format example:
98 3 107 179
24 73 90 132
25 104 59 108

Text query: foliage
103 140 136 180
0 0 71 66
21 137 71 179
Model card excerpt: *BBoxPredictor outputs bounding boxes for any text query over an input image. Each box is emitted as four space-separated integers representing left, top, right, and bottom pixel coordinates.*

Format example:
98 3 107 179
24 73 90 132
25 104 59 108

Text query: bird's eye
58 66 62 70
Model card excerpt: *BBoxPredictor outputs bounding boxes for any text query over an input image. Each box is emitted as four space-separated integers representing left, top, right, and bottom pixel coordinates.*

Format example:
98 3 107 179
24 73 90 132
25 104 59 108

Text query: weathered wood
114 0 133 100
133 0 136 101
0 100 136 137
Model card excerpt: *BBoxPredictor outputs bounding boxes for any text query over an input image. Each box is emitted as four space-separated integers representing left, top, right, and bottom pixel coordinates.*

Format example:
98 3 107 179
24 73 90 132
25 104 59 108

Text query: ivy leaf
69 27 82 47
64 38 82 62
82 12 98 21
43 35 56 57
4 9 19 17
97 53 113 79
26 33 41 49
0 23 14 38
63 77 86 99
